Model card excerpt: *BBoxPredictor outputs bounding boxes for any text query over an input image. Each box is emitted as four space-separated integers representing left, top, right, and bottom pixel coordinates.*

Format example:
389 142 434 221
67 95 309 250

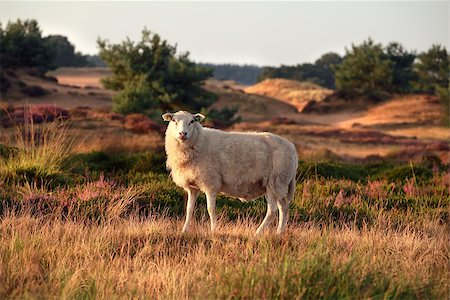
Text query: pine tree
98 29 213 116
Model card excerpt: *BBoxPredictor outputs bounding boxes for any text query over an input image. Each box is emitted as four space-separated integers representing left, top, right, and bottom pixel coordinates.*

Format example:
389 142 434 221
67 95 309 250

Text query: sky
0 1 448 66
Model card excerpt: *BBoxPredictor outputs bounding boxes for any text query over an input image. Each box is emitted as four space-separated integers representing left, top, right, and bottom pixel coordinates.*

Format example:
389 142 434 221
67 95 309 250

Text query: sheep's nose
179 131 187 137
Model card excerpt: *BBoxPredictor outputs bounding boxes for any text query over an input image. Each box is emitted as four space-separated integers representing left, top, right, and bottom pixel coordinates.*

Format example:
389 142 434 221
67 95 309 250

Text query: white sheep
162 111 298 235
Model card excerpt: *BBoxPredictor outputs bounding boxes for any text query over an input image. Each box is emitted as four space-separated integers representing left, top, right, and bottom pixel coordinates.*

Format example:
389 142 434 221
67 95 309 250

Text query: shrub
0 70 12 93
334 39 393 100
3 105 69 126
413 44 449 93
63 151 168 177
20 85 48 97
124 113 164 134
98 29 213 115
436 85 449 126
201 106 241 128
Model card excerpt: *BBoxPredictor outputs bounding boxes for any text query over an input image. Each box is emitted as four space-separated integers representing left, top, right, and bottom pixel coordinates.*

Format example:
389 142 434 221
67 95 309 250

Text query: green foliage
436 85 449 126
381 164 433 183
111 74 158 115
63 151 168 177
385 42 417 93
297 160 438 183
258 52 342 89
334 39 393 100
0 70 12 93
98 29 214 115
45 35 90 68
413 44 449 93
0 121 75 187
0 19 53 70
200 63 262 85
200 106 241 128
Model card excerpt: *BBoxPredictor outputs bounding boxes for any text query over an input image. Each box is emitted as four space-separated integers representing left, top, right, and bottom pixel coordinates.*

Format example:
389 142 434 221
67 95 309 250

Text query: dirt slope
203 79 302 122
244 78 333 112
337 95 443 128
1 69 113 109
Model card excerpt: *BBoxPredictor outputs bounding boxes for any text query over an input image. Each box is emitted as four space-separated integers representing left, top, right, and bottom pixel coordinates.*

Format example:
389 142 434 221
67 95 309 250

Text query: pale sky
0 1 448 66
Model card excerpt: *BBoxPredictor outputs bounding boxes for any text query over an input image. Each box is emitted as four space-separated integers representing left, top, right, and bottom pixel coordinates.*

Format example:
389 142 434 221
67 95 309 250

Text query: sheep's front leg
206 191 217 231
182 188 199 233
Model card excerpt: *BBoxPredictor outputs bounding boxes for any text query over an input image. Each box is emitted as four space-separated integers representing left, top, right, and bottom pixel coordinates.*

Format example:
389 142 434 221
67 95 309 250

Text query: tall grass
0 215 447 299
0 116 76 183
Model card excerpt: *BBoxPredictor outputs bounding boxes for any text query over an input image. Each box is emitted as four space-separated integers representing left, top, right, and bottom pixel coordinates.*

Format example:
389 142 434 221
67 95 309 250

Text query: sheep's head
162 111 205 143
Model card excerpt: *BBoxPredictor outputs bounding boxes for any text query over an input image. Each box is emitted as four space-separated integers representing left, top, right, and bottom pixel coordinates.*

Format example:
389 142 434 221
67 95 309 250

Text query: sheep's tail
287 176 296 203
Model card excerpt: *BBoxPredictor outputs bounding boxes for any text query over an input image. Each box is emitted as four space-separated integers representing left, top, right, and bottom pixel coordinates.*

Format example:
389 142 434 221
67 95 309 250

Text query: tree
314 52 343 89
46 35 89 68
0 19 53 70
257 52 342 89
385 42 416 93
98 29 214 115
334 39 393 99
413 44 449 93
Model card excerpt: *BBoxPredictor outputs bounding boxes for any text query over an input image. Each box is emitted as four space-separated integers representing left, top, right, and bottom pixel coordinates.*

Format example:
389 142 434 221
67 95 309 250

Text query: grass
0 118 449 299
0 216 447 299
0 119 75 185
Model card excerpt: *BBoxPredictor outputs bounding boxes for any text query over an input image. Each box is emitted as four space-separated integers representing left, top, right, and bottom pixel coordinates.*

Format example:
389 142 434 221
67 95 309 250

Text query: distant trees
46 35 90 68
200 64 262 85
413 45 449 123
385 42 416 93
0 19 106 72
334 39 449 101
334 39 393 99
258 52 343 89
98 29 214 116
413 45 449 94
0 19 54 70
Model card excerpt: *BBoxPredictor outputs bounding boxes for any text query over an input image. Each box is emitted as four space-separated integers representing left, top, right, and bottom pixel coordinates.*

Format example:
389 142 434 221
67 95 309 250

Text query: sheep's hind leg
276 200 289 234
206 191 218 231
255 194 278 236
182 188 199 233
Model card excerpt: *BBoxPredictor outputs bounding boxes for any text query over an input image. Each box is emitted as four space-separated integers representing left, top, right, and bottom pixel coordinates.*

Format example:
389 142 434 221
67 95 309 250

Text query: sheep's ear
162 113 174 122
193 113 205 122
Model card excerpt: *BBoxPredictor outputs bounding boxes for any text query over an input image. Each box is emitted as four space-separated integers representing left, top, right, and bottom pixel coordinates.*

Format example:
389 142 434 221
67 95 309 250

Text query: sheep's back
203 129 297 196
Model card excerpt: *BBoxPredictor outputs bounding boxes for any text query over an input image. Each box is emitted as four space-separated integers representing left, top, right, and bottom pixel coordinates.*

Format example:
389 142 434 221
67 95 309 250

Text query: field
0 68 449 299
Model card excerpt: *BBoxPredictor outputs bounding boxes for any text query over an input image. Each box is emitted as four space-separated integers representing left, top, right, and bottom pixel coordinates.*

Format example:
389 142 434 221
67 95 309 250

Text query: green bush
380 164 433 183
201 106 241 128
63 151 168 177
98 29 214 116
334 39 393 100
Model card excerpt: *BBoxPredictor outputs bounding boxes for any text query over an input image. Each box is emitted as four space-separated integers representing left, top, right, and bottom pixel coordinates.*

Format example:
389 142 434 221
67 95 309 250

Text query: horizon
0 1 448 66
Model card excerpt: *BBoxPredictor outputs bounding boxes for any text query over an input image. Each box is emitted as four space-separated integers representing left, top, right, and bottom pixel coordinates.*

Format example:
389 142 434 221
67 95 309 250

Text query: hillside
0 68 113 109
244 78 333 112
1 67 448 162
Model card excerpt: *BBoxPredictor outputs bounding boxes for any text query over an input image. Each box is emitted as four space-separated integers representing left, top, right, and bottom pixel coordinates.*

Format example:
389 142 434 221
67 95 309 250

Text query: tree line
1 19 448 123
0 19 105 71
199 63 262 85
260 39 448 102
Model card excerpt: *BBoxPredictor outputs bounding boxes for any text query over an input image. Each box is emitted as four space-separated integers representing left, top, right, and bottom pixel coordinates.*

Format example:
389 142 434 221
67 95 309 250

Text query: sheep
162 110 298 235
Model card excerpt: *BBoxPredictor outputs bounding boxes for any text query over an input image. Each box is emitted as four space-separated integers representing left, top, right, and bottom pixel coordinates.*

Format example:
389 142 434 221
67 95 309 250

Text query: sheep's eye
172 119 177 124
189 120 194 125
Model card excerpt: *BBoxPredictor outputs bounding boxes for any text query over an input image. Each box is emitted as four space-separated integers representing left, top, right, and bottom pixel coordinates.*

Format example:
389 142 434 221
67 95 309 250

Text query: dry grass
0 120 76 181
337 95 443 129
75 131 163 154
0 215 448 299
